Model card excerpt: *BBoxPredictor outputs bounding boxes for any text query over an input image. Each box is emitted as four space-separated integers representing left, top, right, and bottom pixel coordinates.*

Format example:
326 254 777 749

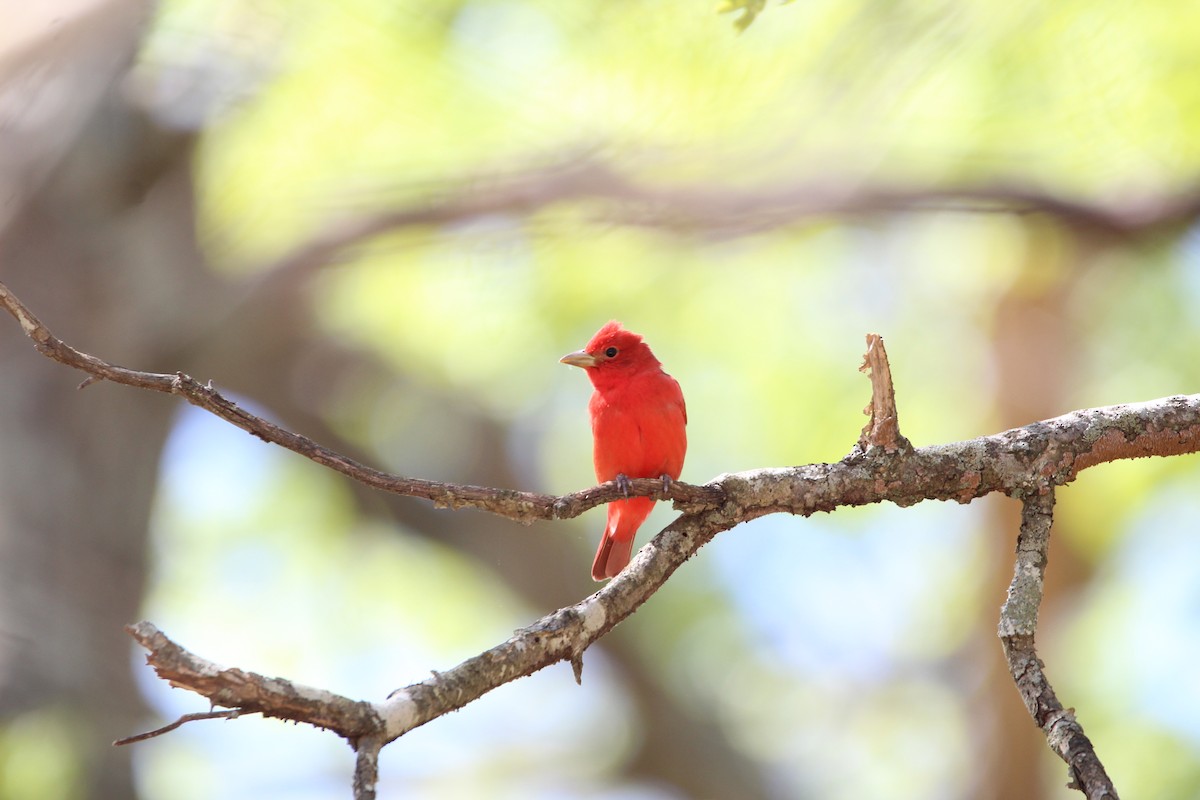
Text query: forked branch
3 280 1198 798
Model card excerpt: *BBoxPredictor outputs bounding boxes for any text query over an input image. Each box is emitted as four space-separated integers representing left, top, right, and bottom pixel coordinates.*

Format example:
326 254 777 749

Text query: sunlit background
2 0 1200 798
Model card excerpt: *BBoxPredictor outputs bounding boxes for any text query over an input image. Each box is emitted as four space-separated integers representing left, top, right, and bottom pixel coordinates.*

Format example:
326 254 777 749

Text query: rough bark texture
1000 491 1118 800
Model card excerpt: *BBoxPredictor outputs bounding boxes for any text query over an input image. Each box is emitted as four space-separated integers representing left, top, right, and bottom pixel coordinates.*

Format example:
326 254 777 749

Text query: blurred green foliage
133 0 1200 798
0 709 83 800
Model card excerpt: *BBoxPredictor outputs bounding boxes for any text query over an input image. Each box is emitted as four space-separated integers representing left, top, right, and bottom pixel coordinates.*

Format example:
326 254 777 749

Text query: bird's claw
659 473 673 498
615 473 631 498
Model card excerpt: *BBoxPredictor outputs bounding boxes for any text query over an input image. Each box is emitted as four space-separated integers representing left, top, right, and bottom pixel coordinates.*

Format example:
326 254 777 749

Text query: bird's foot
659 473 673 498
615 473 631 498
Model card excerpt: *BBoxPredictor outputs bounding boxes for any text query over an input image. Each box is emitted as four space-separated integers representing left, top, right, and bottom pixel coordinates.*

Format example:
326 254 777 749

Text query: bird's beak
559 350 597 368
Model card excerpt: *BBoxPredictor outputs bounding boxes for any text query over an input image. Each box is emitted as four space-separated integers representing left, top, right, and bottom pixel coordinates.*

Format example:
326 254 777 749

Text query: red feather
561 321 687 580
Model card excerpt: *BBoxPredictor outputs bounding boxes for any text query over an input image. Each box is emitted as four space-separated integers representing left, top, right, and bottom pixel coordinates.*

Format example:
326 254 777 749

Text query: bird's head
559 321 661 385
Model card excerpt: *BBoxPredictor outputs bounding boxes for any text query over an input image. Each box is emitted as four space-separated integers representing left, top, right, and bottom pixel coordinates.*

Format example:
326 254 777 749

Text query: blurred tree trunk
0 3 204 796
975 224 1094 800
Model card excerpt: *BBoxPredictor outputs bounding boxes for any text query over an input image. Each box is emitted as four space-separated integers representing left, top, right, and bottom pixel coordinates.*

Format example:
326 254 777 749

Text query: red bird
560 322 687 581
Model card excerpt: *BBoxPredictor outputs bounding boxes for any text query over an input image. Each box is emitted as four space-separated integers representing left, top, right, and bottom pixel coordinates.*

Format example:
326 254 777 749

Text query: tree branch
123 622 381 738
0 278 723 520
999 488 1119 800
4 277 1197 526
115 387 1200 797
4 278 1197 796
112 710 240 746
117 370 1196 794
352 734 383 800
122 481 740 747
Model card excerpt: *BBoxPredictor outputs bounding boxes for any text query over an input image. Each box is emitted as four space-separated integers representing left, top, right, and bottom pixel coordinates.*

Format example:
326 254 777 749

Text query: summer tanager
560 321 687 581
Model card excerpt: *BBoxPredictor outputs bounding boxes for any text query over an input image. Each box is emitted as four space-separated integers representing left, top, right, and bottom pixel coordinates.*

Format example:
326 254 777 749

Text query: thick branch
710 394 1200 522
124 622 382 739
120 500 736 798
999 489 1119 800
124 499 734 741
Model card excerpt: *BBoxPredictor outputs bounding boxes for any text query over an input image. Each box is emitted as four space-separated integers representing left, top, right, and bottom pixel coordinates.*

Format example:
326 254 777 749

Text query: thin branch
999 488 1119 800
112 710 242 746
0 278 723 521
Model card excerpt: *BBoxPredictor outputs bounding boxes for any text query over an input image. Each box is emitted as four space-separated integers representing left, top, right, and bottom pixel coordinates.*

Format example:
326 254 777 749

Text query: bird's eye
604 346 618 358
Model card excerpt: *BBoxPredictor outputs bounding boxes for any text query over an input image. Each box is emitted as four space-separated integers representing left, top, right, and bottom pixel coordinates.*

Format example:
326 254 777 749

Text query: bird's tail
592 497 655 581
